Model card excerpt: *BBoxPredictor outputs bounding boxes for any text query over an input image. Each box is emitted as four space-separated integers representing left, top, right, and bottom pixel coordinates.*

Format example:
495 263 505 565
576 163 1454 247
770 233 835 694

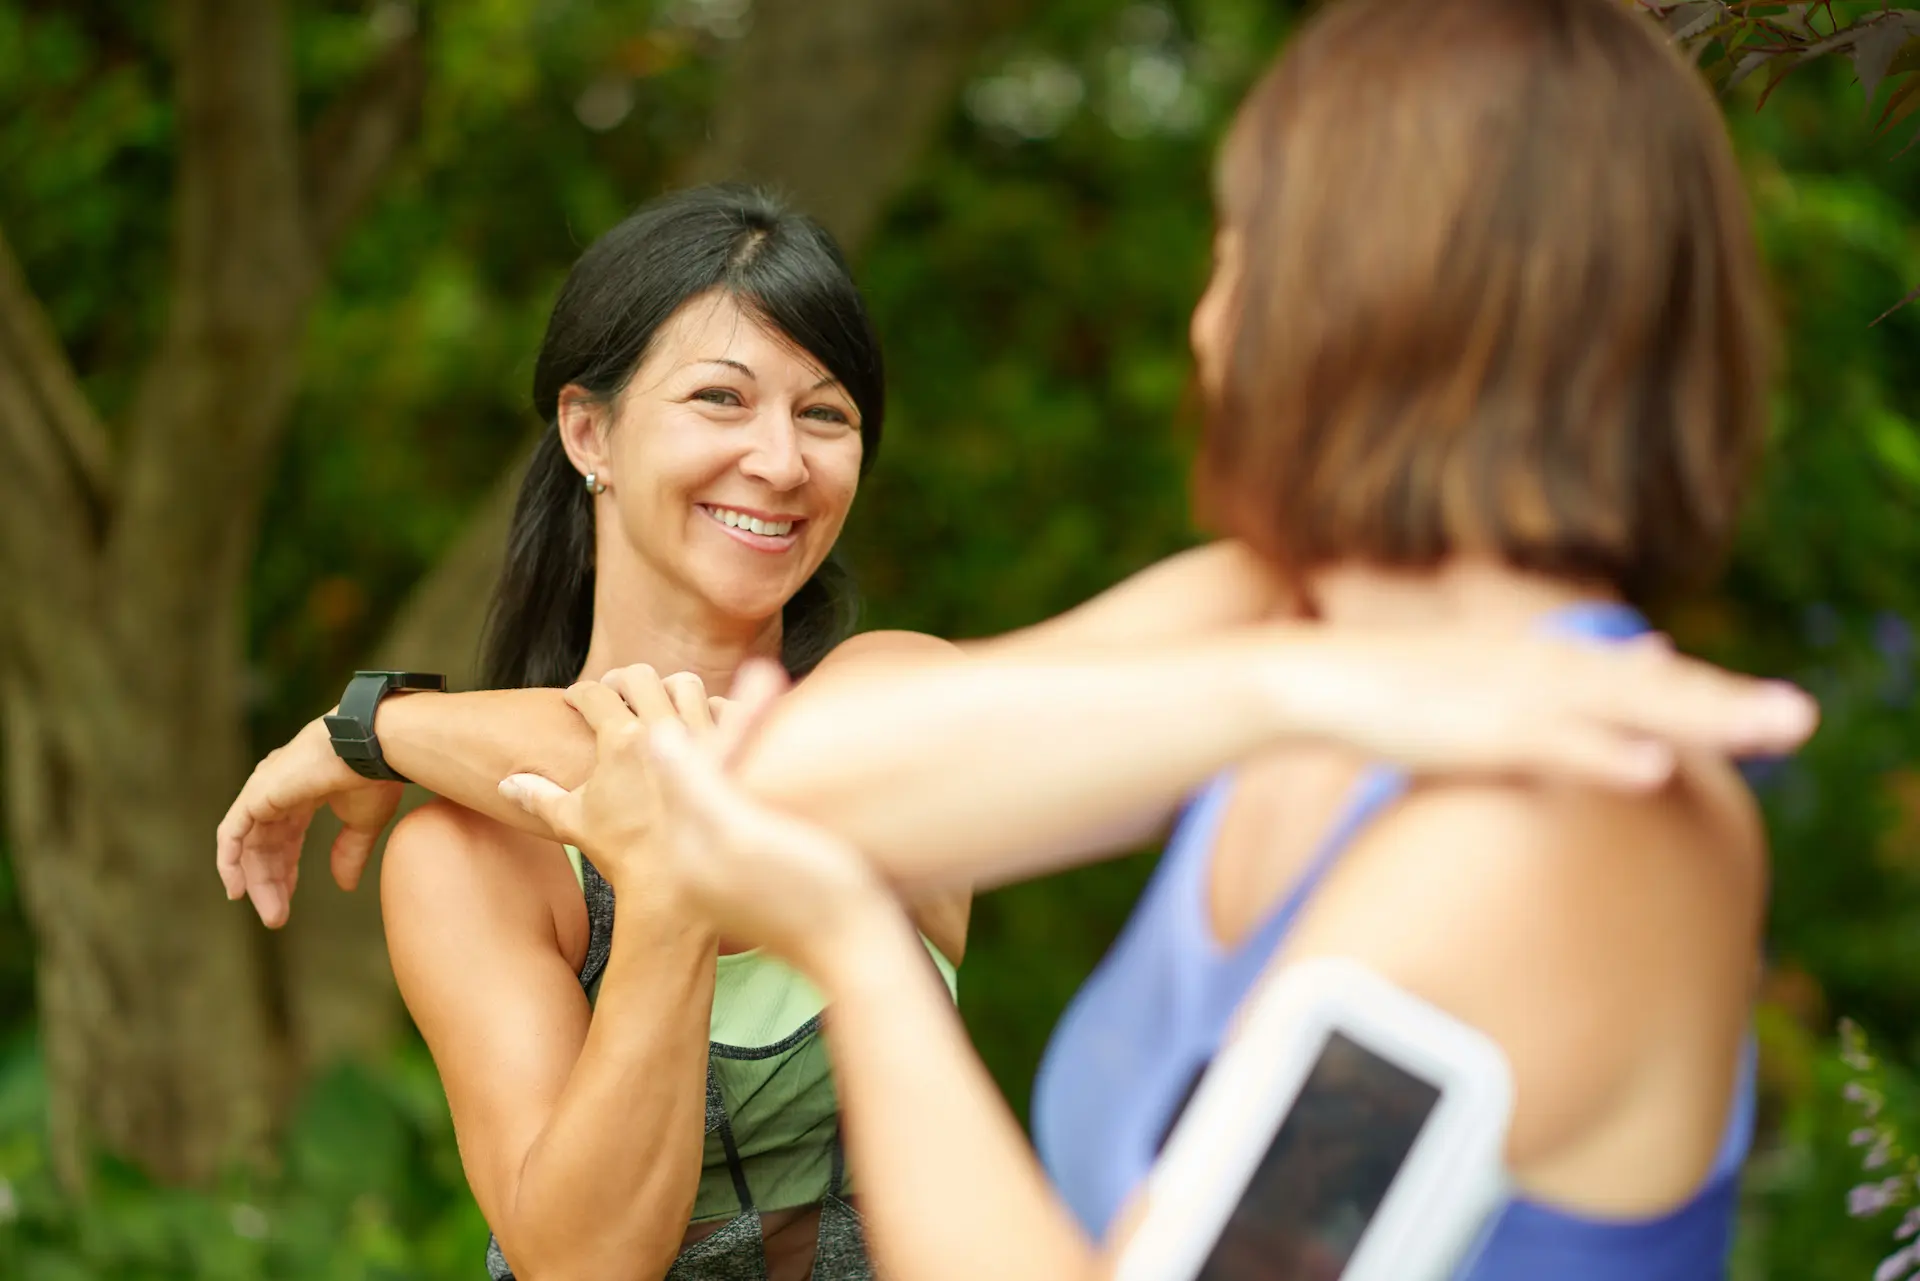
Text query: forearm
378 689 594 836
503 912 715 1279
808 904 1099 1281
737 629 1314 892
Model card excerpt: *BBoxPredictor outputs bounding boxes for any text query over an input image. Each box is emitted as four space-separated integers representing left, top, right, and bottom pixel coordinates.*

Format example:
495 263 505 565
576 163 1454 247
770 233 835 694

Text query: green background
3 0 1920 1276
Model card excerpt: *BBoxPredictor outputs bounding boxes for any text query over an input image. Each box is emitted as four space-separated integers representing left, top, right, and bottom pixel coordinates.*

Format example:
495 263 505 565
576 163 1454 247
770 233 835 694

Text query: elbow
491 1223 681 1281
495 1153 694 1281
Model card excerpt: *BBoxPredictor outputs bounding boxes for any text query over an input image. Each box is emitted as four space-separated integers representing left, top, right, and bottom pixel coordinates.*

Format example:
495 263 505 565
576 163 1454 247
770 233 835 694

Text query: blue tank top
1031 601 1757 1281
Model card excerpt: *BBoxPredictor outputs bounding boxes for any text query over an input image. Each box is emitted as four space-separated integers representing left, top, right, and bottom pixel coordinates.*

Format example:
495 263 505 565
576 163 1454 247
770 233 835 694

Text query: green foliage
0 1035 487 1281
1641 0 1920 316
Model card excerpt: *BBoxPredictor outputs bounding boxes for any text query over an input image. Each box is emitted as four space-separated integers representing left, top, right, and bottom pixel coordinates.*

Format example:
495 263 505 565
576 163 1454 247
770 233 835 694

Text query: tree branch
0 223 114 518
108 0 313 678
301 18 428 265
683 0 1040 252
0 223 109 684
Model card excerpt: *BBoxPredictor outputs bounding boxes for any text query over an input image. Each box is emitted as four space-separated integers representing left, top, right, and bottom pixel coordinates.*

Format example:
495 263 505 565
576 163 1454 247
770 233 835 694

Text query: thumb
499 773 573 834
714 658 789 765
330 825 379 892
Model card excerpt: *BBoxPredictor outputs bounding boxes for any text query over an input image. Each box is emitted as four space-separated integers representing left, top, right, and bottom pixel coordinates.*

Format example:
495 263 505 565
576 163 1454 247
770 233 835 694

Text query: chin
692 573 813 628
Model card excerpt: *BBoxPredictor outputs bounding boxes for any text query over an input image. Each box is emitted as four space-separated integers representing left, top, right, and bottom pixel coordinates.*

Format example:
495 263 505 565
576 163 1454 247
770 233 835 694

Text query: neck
577 560 783 697
1301 557 1620 631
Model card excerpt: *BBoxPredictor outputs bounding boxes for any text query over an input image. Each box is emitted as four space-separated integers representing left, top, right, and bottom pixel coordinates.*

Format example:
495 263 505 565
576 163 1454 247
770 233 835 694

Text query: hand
496 665 734 895
215 717 404 928
636 660 896 976
1280 629 1820 789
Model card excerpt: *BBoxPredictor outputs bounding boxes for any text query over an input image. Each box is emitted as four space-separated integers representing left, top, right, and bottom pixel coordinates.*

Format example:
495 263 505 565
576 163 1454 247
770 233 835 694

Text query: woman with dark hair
360 183 967 1281
220 51 1814 1273
308 1 1791 1278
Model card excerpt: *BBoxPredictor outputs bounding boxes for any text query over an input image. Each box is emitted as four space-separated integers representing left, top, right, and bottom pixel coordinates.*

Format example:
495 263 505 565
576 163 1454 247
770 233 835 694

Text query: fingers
1536 727 1677 792
1589 646 1818 757
215 808 249 900
601 664 680 726
240 846 290 929
498 772 576 837
564 679 641 741
330 827 376 893
714 659 790 765
662 672 716 739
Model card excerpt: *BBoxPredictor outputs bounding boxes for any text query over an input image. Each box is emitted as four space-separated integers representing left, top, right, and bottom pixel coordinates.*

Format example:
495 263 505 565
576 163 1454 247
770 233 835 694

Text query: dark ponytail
479 185 884 690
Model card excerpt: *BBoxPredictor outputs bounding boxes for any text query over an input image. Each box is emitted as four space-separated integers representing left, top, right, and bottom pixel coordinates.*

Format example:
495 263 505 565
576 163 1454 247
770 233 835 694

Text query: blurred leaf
1848 21 1919 105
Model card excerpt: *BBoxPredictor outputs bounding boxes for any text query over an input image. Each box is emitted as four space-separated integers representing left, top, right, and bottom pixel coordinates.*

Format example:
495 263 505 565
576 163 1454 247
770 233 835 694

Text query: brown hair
1194 0 1774 608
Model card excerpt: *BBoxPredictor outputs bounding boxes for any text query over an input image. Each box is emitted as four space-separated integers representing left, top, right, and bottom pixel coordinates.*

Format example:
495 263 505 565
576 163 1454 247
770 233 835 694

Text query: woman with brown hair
471 0 1786 1277
219 0 1805 1275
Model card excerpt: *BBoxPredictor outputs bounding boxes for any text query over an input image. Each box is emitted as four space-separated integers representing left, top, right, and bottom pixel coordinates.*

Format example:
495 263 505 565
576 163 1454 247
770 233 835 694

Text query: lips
698 503 804 552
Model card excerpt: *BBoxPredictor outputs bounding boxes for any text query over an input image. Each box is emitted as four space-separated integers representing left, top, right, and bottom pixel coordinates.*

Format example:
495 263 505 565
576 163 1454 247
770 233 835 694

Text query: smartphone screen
1195 1032 1441 1281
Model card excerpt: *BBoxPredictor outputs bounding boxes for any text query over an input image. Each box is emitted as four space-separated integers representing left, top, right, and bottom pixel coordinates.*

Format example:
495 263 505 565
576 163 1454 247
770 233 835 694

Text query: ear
556 385 610 483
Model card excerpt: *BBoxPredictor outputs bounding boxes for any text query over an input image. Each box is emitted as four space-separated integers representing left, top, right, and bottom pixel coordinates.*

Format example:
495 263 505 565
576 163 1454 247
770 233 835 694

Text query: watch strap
325 671 446 783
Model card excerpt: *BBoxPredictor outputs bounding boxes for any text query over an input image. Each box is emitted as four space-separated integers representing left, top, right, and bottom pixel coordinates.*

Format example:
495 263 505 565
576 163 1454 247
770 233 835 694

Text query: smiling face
558 290 865 631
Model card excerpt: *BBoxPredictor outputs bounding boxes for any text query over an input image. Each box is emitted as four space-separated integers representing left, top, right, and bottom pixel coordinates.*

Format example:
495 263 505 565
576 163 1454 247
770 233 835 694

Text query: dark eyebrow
693 358 841 395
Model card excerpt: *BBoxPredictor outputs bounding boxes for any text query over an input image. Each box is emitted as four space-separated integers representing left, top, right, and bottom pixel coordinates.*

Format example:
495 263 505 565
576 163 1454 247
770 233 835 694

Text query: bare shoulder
383 799 586 968
1281 762 1764 1162
1308 763 1765 1000
814 628 957 669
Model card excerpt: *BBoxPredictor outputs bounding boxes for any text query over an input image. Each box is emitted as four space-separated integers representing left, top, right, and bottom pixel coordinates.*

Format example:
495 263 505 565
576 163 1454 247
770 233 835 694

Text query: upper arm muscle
381 802 590 1226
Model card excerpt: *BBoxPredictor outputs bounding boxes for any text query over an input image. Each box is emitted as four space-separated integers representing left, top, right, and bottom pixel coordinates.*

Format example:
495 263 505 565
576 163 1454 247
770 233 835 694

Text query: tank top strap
1159 775 1236 876
1234 763 1411 968
1707 1035 1759 1181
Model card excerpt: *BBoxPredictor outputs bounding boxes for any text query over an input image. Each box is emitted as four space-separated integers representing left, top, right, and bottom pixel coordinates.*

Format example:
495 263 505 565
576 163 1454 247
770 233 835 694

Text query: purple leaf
1854 1181 1898 1217
1667 1 1729 43
1723 49 1778 93
1850 21 1920 105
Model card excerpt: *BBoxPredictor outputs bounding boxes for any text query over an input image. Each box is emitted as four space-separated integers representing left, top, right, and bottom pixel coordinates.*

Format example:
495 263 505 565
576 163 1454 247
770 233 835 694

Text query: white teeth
705 507 794 537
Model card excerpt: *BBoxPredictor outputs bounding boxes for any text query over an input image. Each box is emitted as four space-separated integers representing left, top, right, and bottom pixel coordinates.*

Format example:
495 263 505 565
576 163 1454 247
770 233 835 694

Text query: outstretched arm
610 686 1761 1281
216 542 1288 922
219 539 1815 924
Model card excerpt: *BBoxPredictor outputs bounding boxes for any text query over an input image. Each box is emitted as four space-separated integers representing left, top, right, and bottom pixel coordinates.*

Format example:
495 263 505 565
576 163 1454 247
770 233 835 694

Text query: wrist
1253 625 1351 749
299 714 363 784
794 890 921 996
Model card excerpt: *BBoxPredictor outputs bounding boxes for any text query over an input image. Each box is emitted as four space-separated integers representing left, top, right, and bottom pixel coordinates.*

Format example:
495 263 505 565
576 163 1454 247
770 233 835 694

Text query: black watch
324 671 446 783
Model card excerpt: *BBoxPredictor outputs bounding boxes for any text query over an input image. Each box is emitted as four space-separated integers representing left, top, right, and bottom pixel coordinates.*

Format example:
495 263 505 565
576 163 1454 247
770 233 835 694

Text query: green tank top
484 845 959 1280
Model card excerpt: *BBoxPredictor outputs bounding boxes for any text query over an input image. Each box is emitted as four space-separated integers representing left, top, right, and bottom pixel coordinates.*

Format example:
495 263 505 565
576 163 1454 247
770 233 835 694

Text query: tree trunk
0 0 423 1188
3 676 281 1187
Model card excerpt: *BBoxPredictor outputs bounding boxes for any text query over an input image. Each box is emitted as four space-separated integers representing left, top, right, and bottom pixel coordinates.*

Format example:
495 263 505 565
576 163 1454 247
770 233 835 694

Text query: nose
739 410 809 491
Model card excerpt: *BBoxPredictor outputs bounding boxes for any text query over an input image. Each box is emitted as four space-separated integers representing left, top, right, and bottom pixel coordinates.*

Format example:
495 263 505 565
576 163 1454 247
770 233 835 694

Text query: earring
584 470 607 495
